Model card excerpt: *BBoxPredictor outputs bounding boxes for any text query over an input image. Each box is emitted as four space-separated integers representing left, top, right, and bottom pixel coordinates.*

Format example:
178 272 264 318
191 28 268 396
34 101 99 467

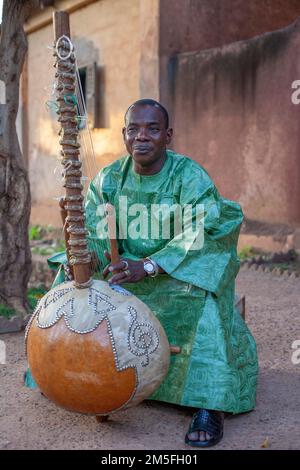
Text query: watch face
144 262 154 274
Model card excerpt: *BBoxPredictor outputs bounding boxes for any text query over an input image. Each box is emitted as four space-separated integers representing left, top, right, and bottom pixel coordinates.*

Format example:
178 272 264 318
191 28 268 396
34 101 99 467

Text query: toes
199 431 212 442
188 431 213 443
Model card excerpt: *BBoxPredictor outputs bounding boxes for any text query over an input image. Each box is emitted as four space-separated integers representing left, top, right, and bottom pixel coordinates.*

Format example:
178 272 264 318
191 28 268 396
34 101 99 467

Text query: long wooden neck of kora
53 11 91 287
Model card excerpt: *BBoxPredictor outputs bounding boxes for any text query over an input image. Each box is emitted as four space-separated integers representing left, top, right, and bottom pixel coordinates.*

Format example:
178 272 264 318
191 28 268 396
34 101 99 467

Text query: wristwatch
143 258 159 277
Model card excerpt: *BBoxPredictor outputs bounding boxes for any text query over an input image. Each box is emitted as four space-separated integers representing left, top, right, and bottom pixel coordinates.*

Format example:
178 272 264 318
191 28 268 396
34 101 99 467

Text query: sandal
185 409 224 448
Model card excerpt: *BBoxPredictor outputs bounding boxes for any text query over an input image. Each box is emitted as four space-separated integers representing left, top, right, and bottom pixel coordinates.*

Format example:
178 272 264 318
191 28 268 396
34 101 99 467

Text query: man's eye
127 128 137 133
150 127 159 132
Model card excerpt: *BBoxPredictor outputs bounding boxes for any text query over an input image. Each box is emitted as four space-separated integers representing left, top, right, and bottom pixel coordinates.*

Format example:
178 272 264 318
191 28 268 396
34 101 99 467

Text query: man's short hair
125 99 169 129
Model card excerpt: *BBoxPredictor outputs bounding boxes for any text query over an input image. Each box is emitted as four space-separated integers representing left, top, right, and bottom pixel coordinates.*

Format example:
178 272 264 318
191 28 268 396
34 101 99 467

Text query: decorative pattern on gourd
25 280 170 415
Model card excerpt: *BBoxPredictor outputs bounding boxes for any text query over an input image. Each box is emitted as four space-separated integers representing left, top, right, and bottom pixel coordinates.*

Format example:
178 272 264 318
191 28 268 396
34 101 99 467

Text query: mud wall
165 20 300 224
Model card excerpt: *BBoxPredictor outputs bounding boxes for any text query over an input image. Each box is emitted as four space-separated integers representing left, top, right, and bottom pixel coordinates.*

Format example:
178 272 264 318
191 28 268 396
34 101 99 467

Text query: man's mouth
133 147 151 155
133 146 152 154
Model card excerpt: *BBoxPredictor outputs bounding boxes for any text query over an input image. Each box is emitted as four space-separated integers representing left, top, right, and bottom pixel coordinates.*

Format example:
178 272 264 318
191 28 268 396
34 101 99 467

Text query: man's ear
166 128 173 145
122 127 126 141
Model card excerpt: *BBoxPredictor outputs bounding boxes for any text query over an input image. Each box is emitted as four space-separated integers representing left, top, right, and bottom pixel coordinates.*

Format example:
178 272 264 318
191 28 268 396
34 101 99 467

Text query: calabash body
26 280 170 415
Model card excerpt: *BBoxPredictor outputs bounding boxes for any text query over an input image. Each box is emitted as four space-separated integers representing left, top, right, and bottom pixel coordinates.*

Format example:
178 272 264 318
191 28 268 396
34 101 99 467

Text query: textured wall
159 0 300 111
27 0 141 226
168 20 300 224
139 0 160 99
160 0 300 55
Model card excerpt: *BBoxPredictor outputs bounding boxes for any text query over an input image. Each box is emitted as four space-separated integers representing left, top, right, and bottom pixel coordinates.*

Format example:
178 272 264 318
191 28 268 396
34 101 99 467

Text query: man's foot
185 409 224 447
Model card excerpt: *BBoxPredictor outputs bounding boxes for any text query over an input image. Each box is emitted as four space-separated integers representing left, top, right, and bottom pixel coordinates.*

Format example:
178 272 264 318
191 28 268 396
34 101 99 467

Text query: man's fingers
103 264 123 278
103 257 128 279
109 272 129 284
112 276 131 285
108 261 127 272
104 250 111 260
102 265 110 278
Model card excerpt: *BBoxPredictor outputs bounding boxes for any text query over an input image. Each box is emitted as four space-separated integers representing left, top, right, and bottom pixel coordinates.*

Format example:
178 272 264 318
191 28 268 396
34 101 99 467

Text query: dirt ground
0 267 299 450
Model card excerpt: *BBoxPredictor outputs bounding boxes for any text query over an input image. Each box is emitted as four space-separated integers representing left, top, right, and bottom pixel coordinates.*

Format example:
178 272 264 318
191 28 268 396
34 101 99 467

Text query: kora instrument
25 11 172 417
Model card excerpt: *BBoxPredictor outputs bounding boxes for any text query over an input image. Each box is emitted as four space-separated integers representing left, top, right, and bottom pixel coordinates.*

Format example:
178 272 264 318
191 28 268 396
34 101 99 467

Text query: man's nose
136 128 149 140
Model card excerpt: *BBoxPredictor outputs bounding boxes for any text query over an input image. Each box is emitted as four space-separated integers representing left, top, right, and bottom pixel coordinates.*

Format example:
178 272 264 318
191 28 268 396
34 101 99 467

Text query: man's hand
102 251 147 285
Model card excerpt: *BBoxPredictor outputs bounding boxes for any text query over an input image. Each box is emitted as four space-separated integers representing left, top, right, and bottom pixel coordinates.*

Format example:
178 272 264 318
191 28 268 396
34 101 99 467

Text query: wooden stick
53 10 70 39
105 203 119 265
53 11 91 286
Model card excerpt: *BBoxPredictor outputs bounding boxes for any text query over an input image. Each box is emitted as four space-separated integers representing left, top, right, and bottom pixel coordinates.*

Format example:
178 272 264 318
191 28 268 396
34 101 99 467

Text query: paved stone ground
0 267 299 450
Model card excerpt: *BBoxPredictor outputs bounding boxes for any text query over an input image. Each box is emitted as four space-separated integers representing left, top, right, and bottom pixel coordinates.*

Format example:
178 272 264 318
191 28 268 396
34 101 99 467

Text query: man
85 98 258 447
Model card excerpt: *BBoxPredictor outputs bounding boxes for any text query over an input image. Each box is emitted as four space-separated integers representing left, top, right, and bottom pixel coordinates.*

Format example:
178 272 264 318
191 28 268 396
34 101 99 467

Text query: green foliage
54 239 65 252
27 287 47 311
238 245 256 260
0 286 47 318
31 239 65 257
29 224 54 241
31 246 55 256
29 225 43 241
0 304 17 319
272 263 289 271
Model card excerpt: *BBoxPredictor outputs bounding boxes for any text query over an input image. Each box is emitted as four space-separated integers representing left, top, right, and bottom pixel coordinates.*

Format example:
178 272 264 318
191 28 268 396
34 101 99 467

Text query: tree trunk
0 0 38 317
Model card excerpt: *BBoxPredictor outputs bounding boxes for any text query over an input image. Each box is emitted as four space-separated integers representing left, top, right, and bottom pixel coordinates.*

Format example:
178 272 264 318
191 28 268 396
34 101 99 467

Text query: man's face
122 105 173 168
